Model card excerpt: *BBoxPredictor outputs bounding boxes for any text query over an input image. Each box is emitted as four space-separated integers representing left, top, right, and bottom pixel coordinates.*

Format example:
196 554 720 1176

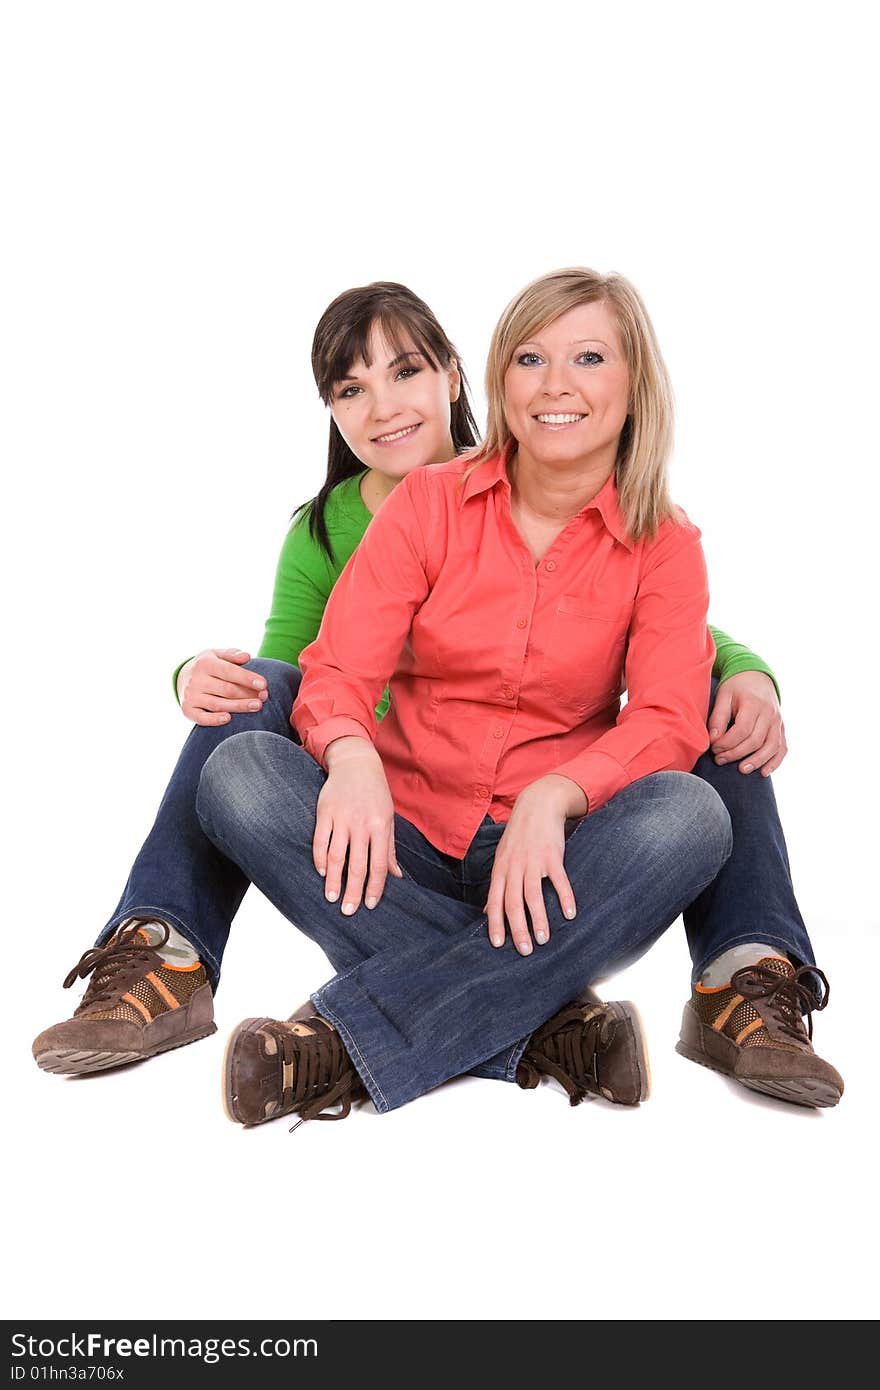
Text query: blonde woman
196 267 842 1125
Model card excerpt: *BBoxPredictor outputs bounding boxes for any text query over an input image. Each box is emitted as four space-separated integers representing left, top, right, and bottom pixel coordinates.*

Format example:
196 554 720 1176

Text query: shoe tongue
756 956 795 980
134 924 165 947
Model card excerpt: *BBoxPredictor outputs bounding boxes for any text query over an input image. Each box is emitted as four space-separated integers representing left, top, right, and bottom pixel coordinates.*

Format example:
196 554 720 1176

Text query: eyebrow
337 349 426 384
520 337 612 350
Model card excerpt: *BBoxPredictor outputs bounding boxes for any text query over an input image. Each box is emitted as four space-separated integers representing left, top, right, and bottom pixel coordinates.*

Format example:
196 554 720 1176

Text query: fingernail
365 896 377 910
325 890 338 902
252 679 264 689
565 906 576 919
535 931 548 944
709 729 719 738
519 941 533 955
317 867 326 877
715 756 726 764
249 701 261 710
342 902 356 915
742 763 754 773
490 936 503 948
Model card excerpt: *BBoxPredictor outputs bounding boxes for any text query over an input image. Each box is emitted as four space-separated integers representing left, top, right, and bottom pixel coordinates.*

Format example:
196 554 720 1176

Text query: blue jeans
195 734 734 1111
98 659 817 1000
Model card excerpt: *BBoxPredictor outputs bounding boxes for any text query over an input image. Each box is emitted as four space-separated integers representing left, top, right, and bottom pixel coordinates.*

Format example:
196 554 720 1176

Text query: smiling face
330 322 461 480
502 300 630 478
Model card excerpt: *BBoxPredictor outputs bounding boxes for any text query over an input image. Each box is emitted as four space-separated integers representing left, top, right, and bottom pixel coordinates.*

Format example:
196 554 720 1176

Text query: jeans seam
310 988 389 1112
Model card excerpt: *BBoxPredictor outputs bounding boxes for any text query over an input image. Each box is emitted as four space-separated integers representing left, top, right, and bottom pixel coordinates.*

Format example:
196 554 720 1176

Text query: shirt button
501 684 514 699
516 617 527 629
475 785 489 798
493 727 504 738
545 560 557 572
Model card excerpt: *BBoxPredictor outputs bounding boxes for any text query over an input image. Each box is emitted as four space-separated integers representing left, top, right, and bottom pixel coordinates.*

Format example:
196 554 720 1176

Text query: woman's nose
370 390 401 424
540 361 574 397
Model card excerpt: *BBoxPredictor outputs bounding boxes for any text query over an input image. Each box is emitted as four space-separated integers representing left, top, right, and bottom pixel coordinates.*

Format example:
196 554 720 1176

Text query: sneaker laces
519 1003 617 1105
731 962 829 1041
63 920 170 1015
255 1022 364 1130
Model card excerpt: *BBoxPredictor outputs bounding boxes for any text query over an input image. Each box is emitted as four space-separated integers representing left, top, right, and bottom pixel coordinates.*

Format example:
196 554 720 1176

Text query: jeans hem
310 988 390 1115
98 907 221 992
503 1035 530 1082
690 930 815 986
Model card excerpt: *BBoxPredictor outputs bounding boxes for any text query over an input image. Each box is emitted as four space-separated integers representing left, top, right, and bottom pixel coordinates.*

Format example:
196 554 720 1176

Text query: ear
448 359 462 403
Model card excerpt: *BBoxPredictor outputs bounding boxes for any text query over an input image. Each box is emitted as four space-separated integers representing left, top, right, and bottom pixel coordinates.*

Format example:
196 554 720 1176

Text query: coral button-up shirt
292 442 714 858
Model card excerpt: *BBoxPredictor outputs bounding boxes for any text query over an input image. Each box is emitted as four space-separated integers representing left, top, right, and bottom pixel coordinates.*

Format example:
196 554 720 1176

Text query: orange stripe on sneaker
695 980 732 994
122 991 152 1023
160 960 202 972
712 994 744 1032
735 1017 765 1046
146 972 181 1010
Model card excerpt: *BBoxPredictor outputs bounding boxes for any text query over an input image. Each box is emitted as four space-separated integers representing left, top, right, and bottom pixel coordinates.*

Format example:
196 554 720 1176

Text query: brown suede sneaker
33 920 216 1075
223 1013 369 1128
516 987 651 1106
676 957 843 1108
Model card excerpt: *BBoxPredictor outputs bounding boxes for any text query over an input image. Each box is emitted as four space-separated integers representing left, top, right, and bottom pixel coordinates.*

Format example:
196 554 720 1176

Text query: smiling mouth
534 413 587 426
372 423 422 444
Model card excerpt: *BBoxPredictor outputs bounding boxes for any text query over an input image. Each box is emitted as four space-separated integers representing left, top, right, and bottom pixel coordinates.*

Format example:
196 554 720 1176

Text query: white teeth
536 413 585 424
375 424 420 443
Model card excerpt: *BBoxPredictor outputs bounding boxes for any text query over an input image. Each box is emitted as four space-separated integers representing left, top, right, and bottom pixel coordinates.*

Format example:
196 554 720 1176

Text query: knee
650 771 733 874
240 658 302 730
244 656 302 691
196 731 276 839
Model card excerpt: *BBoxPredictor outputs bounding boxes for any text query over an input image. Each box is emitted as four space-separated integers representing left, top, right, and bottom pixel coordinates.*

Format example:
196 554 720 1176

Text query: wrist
325 735 378 770
541 773 589 819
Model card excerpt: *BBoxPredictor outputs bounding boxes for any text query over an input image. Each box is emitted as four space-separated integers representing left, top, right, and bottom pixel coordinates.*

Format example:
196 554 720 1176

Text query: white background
3 0 877 1322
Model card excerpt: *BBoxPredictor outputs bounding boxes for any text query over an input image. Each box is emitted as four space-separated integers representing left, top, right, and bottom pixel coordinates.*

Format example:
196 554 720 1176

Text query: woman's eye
396 366 421 381
337 385 361 399
515 351 543 366
577 350 605 365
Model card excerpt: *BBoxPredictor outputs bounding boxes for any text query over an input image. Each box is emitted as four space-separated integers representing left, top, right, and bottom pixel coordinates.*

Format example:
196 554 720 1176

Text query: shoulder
289 474 368 537
324 471 368 521
396 449 483 508
646 502 703 550
407 449 479 485
636 502 705 580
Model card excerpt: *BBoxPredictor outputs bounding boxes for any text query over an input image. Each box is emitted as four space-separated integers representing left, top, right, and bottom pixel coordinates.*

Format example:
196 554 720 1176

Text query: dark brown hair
295 282 479 561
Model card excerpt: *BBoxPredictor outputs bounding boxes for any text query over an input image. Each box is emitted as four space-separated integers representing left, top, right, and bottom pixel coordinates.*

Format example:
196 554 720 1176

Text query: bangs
317 307 447 402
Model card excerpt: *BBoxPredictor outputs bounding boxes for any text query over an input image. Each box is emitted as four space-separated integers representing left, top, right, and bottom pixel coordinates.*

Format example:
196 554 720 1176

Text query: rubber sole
222 1017 280 1126
606 1000 651 1104
675 1039 842 1109
34 1022 217 1076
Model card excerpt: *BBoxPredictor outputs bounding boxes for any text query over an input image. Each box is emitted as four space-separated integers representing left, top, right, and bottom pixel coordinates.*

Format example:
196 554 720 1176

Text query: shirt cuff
552 748 631 816
172 655 195 706
299 715 375 769
715 656 781 704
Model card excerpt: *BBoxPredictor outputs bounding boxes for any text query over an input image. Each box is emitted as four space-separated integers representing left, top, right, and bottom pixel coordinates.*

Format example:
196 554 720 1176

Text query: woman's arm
707 625 786 776
551 511 714 815
292 474 430 764
291 474 431 913
709 624 780 700
257 508 335 664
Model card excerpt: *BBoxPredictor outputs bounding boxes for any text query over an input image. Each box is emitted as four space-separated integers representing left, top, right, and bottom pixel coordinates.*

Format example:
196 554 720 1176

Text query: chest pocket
539 594 633 717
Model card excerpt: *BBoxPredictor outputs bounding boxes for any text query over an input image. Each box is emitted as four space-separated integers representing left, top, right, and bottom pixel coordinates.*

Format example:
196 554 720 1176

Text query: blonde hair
465 268 677 540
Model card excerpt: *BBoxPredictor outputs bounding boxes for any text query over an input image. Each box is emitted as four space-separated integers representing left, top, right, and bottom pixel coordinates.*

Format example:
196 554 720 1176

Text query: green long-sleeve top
174 471 780 713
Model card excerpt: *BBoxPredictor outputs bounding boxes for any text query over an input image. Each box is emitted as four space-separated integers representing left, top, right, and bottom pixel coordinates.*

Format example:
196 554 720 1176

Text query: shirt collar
460 438 634 552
